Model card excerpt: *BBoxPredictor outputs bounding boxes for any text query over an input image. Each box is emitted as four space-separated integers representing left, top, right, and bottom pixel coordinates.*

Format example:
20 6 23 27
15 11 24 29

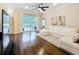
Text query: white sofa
38 26 79 54
60 36 79 54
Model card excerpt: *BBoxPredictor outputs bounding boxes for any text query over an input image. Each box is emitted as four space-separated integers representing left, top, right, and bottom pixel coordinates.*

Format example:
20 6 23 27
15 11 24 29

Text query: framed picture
57 16 65 25
51 17 57 25
51 16 65 26
61 16 65 25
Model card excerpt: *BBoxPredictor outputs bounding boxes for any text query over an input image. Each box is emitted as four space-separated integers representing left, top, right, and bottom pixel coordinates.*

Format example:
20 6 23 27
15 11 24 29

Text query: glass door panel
3 15 10 34
22 15 37 32
23 16 30 31
31 16 37 31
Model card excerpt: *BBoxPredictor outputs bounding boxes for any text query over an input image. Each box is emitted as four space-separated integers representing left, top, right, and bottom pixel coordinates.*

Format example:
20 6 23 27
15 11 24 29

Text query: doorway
22 15 37 32
3 13 10 34
2 10 11 54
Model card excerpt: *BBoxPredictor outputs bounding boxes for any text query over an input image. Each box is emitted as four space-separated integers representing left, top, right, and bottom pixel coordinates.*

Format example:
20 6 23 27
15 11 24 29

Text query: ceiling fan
32 3 49 11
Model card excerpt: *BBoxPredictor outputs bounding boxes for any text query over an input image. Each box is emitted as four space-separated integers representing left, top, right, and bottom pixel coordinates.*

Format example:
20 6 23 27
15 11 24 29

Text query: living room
0 3 79 55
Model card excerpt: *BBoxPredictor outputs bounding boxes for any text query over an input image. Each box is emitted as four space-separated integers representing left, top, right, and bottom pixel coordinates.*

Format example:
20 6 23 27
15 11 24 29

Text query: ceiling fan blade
39 6 49 8
41 8 46 11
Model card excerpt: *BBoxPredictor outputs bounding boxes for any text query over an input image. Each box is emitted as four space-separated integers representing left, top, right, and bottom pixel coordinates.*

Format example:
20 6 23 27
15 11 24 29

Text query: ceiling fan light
38 8 41 11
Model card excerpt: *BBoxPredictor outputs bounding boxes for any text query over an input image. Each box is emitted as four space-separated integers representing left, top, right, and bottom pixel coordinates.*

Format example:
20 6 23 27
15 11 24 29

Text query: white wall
13 9 43 34
0 4 43 34
0 4 13 34
1 4 79 34
0 7 2 32
0 5 5 32
43 4 79 32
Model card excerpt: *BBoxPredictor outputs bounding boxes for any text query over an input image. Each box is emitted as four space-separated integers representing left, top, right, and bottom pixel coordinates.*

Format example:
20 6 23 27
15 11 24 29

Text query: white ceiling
1 3 66 11
0 3 68 17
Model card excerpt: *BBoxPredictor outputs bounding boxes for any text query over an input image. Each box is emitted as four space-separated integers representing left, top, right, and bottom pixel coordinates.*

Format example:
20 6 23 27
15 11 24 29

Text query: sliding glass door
23 16 30 31
22 15 37 32
30 16 37 31
3 15 10 34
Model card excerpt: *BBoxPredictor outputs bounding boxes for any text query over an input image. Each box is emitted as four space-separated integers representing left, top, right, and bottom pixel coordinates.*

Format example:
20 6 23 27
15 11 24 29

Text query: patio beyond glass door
22 16 37 32
23 16 30 31
30 16 36 31
3 15 10 34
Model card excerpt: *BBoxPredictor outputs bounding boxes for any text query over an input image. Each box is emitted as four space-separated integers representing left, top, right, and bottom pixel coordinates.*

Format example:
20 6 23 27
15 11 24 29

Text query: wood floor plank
3 32 70 55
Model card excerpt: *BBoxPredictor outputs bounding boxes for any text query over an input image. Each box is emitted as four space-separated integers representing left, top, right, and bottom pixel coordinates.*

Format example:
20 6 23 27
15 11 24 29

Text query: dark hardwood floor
3 32 70 55
0 32 2 54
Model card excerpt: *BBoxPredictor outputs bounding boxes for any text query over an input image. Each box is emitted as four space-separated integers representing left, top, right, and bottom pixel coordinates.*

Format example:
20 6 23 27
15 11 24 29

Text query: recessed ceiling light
53 3 57 5
25 6 29 9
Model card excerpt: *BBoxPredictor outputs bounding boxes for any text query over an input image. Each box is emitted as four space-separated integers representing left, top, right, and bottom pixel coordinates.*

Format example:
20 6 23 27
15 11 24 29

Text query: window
42 19 45 28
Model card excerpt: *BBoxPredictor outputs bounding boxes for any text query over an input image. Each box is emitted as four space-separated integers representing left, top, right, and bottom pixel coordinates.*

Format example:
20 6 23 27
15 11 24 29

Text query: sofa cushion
73 33 79 43
61 27 77 37
75 39 79 43
49 26 63 34
60 36 79 50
